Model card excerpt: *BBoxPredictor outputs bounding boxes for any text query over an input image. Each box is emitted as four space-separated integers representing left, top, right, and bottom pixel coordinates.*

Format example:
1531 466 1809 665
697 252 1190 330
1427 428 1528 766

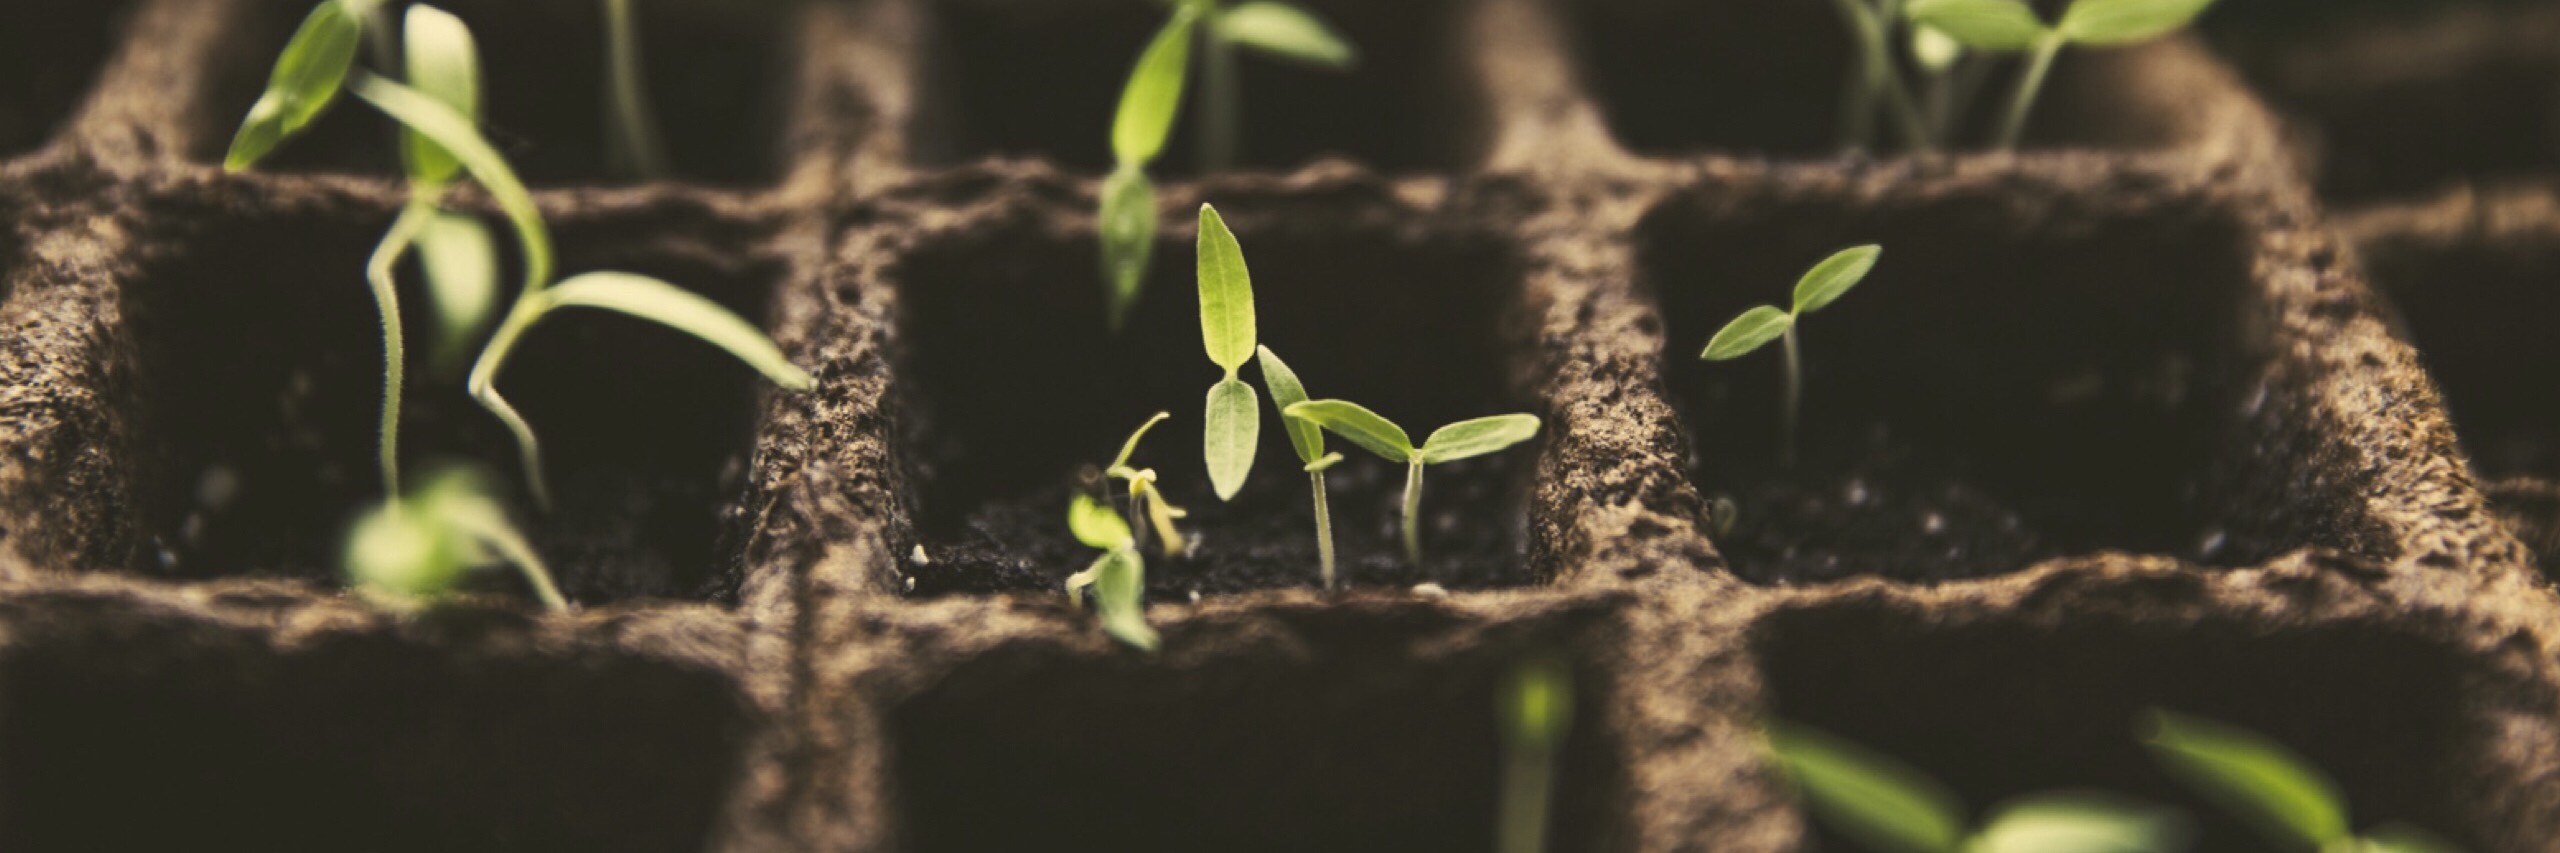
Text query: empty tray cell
199 0 792 187
1641 183 2324 584
0 1 140 157
2212 2 2560 202
116 188 782 603
0 606 747 853
1753 595 2524 852
889 200 1541 596
910 0 1475 174
887 606 1623 853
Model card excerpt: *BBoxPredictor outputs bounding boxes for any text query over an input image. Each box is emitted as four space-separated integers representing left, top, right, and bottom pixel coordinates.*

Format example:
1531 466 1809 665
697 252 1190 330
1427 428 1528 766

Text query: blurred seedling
344 464 566 612
1905 0 2224 149
1256 345 1345 588
2139 709 2468 853
600 0 668 178
1768 721 2193 853
1283 399 1541 564
1499 652 1574 853
1065 416 1176 651
1699 244 1882 467
1103 412 1190 558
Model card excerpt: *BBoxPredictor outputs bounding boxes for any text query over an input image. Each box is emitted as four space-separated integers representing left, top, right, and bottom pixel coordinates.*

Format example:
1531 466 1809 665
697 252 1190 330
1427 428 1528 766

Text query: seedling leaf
1304 451 1343 473
1217 2 1355 69
1913 25 1965 73
1069 492 1136 550
2363 826 2467 853
1113 411 1171 471
399 3 481 188
1905 0 2050 51
1971 793 2192 853
1100 165 1157 330
1284 400 1414 462
349 74 553 292
543 272 816 390
346 497 465 602
1112 5 1199 165
1256 345 1324 464
226 0 367 170
1196 204 1257 373
1767 722 1967 853
2139 708 2352 849
1090 547 1158 651
1420 414 1542 464
1204 378 1261 500
1700 305 1793 361
417 211 498 367
1793 244 1882 315
2057 0 2218 46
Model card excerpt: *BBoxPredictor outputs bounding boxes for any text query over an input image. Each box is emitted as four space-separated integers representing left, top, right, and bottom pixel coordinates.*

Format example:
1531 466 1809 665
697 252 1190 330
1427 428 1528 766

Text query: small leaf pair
345 464 565 612
1256 344 1344 587
1283 400 1541 564
1104 412 1190 557
1063 413 1182 652
1699 245 1881 467
1904 0 2223 148
1768 722 2192 853
2139 710 2465 853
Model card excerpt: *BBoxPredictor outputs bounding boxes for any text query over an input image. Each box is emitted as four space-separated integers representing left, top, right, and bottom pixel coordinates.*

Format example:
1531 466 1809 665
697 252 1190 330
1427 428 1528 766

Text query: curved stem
1401 460 1425 565
1311 470 1335 589
365 201 437 495
469 514 569 613
467 299 554 509
603 0 668 178
1781 323 1803 468
1998 34 2066 151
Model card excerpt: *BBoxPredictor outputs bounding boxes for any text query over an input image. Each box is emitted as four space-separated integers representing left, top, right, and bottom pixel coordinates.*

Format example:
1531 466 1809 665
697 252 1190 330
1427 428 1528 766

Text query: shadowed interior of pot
115 193 776 603
197 0 793 186
890 208 1547 595
1755 599 2510 852
888 608 1625 853
2365 231 2560 482
0 1 139 157
0 609 746 853
1640 189 2311 584
909 0 1476 174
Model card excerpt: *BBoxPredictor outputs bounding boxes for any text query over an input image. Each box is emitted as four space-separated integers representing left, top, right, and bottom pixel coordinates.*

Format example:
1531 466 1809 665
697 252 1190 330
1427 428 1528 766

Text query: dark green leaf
1256 345 1325 464
1100 165 1158 330
2058 0 2219 45
226 0 367 170
1196 204 1257 373
1204 378 1260 501
2139 709 2352 849
399 3 481 187
1419 414 1542 465
541 272 815 391
1112 5 1199 165
1793 244 1882 315
1284 400 1414 462
1905 0 2051 51
1218 2 1354 68
1700 305 1793 361
1767 723 1966 853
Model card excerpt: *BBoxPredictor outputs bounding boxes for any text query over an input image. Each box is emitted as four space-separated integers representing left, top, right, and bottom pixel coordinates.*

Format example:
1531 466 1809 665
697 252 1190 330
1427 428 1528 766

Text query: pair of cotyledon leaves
1065 418 1169 651
1903 0 2219 52
1700 244 1881 362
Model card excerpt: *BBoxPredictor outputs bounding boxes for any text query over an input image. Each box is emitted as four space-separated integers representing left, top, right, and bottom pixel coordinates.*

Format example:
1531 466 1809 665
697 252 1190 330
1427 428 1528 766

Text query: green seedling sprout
1828 0 1934 153
1768 721 2193 853
1066 489 1159 652
227 7 816 509
1196 204 1262 503
1499 652 1574 853
1255 345 1344 588
2138 709 2467 853
601 0 669 178
1699 244 1881 467
1105 412 1190 558
346 464 566 612
1905 0 2223 150
1097 2 1351 326
1282 400 1541 565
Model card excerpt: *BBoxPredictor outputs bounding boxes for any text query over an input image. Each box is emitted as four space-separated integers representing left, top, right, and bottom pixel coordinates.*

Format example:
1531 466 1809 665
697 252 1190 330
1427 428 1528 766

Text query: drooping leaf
1793 244 1883 315
1284 400 1414 462
2139 709 2353 850
1500 653 1574 752
1419 414 1543 465
1905 0 2051 51
226 0 368 170
348 74 553 293
1090 547 1158 651
1100 165 1158 330
399 3 482 188
2057 0 2219 46
2362 825 2469 853
1970 793 2193 853
1112 411 1171 471
1204 377 1261 501
1196 204 1257 373
1112 4 1199 166
1766 723 1967 853
416 210 498 367
1700 305 1794 361
1069 492 1136 551
1217 2 1354 68
1256 345 1324 464
541 272 815 390
417 466 564 612
1304 451 1344 473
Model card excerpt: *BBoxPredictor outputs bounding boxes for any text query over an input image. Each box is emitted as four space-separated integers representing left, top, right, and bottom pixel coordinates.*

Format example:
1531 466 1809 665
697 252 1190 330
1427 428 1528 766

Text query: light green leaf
540 272 815 391
1255 345 1324 464
1112 411 1171 471
1793 244 1882 315
2057 0 2218 46
1100 165 1157 331
1069 492 1135 551
399 3 481 188
1284 400 1414 462
416 466 564 612
1218 2 1354 69
348 74 553 294
1905 0 2051 51
1419 414 1542 465
1205 378 1260 501
1196 204 1257 373
1304 451 1343 473
1913 25 1965 73
1112 5 1199 165
417 211 498 367
1700 305 1793 361
2361 826 2467 853
1500 653 1574 751
1767 723 1967 853
226 0 367 170
2139 709 2352 849
345 497 465 602
1970 793 2193 853
1091 547 1158 651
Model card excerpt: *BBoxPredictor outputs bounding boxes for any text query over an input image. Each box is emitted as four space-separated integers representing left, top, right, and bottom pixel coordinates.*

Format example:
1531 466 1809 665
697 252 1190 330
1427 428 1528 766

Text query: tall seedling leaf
1283 400 1413 462
1113 6 1200 165
542 273 817 390
1197 205 1260 499
400 3 481 187
1256 346 1324 464
1217 2 1355 68
1767 723 1967 853
1100 166 1157 330
350 75 552 291
2057 0 2220 45
227 0 367 170
1205 379 1260 499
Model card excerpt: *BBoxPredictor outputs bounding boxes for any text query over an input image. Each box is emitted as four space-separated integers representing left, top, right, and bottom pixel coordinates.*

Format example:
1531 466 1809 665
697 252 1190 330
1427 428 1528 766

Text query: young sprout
345 464 566 612
1768 721 2192 853
1104 412 1190 558
1197 204 1262 503
1255 345 1345 588
601 0 669 178
2138 709 2467 853
1698 244 1882 467
1905 0 2224 150
1065 491 1158 652
1827 0 1934 153
1282 400 1541 565
1499 652 1574 853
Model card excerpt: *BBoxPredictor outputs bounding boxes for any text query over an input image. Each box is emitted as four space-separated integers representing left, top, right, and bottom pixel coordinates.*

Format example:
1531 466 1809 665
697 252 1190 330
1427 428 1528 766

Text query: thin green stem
1998 34 2066 151
1828 0 1934 154
1198 10 1239 174
603 0 668 178
472 515 569 613
1401 460 1424 565
1781 322 1803 468
1311 470 1335 589
365 201 437 495
1836 54 1877 152
467 299 553 509
1498 727 1558 853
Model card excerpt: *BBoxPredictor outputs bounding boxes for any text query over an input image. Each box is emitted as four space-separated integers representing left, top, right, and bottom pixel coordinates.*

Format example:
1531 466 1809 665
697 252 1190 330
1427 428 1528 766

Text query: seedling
1097 1 1352 326
1698 244 1882 467
1256 345 1345 587
1906 0 2224 149
1196 204 1262 503
1499 652 1574 853
1105 412 1190 558
2139 709 2467 853
1065 485 1159 651
601 0 669 178
1283 399 1541 564
1768 721 2192 853
1828 0 1934 153
345 464 566 612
